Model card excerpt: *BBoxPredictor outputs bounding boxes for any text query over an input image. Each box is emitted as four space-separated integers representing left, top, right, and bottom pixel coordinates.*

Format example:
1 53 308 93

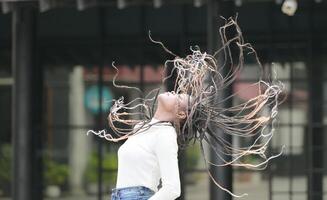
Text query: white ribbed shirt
115 118 181 200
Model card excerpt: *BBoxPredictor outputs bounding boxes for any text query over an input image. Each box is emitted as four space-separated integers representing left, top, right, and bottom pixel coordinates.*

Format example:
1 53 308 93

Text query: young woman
110 92 189 200
87 17 284 199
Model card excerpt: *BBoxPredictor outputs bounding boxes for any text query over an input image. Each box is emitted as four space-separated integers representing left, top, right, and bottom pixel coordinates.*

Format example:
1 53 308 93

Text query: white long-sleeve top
116 118 181 200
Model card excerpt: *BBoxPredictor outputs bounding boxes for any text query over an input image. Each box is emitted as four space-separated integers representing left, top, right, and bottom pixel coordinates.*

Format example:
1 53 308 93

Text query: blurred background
0 0 327 200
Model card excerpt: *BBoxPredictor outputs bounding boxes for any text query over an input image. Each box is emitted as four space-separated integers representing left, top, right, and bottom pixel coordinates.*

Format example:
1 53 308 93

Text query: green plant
186 143 200 170
0 144 11 183
185 143 202 185
84 151 118 186
44 158 69 186
240 154 261 166
0 144 11 195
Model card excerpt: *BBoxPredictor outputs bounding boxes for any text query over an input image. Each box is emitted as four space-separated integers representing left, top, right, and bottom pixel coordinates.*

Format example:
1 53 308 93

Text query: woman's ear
177 111 186 120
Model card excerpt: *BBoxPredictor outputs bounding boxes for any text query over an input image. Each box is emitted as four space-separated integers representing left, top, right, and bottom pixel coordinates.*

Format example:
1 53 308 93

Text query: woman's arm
149 128 181 200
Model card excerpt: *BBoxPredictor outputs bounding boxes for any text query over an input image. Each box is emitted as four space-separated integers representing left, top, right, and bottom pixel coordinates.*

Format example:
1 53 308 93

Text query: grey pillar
12 3 42 200
307 2 323 200
307 51 323 200
307 44 323 200
68 66 89 195
207 1 234 200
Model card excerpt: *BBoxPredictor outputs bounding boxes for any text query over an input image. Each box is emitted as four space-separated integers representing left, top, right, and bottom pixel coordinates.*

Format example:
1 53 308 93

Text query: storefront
1 1 327 200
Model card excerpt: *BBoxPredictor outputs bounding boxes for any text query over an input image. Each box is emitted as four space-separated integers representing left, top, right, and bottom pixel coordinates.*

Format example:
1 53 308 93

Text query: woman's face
157 91 189 115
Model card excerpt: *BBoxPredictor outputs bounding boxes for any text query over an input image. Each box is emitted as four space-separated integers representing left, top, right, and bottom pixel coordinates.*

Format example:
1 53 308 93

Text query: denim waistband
111 186 155 197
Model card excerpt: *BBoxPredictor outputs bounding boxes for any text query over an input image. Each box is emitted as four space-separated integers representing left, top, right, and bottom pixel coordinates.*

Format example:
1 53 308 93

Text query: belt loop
112 188 118 197
140 186 144 195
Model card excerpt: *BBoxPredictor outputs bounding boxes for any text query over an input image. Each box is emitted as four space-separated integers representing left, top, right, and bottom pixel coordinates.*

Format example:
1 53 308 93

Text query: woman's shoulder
155 124 177 137
154 125 178 151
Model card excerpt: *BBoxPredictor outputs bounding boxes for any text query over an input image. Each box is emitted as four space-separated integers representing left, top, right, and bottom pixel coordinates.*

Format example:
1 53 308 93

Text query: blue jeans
111 186 155 200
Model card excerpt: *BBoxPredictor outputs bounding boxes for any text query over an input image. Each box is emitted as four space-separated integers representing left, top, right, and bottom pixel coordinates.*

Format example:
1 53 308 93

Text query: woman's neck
153 109 174 122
